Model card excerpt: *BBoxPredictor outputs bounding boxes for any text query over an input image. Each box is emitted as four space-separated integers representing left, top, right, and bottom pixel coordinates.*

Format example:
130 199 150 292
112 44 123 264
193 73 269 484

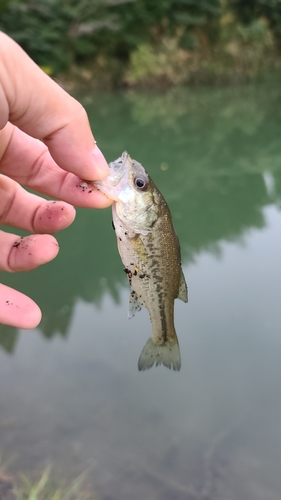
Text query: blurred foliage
125 34 190 87
0 0 9 13
18 467 90 500
125 16 279 86
0 0 134 73
0 0 221 76
0 0 280 84
0 465 91 500
229 0 281 47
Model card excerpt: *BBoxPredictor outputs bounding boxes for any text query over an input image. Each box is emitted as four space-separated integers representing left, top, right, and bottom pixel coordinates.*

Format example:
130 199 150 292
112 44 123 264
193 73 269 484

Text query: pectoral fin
128 289 142 318
177 269 188 303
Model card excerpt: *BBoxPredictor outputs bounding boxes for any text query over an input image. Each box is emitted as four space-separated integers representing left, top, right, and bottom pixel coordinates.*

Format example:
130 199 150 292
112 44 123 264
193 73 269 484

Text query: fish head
94 151 159 234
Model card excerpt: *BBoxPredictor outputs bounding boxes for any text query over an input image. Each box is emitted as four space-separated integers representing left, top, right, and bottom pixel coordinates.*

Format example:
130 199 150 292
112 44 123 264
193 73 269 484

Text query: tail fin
138 337 181 371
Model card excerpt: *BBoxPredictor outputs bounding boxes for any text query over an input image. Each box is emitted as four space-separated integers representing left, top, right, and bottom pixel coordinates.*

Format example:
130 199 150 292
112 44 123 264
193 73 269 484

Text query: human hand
0 32 112 329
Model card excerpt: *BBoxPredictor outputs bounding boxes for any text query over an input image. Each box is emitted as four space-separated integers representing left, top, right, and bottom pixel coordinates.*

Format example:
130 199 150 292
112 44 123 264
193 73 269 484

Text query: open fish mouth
93 152 130 201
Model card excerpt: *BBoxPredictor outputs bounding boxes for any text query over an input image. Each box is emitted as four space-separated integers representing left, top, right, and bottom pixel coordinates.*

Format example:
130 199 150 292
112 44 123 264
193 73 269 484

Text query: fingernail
92 146 110 179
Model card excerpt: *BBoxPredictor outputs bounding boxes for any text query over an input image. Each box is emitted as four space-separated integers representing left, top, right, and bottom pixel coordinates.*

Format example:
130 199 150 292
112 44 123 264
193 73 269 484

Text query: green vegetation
19 469 91 500
0 0 280 87
0 467 93 500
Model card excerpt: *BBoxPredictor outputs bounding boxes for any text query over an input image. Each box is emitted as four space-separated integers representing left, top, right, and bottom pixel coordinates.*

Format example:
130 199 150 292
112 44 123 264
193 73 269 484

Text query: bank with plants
0 0 281 88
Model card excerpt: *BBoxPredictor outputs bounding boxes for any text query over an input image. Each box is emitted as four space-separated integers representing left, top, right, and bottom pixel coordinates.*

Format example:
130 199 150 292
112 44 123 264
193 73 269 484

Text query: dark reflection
0 207 123 345
0 324 19 353
1 83 281 349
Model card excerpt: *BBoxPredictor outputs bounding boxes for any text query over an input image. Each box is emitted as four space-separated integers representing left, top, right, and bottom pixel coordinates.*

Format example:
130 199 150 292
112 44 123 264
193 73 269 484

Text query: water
1 83 281 499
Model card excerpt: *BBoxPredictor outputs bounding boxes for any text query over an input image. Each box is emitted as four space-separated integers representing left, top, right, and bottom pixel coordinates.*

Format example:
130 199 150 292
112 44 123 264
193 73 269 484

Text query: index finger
0 32 109 181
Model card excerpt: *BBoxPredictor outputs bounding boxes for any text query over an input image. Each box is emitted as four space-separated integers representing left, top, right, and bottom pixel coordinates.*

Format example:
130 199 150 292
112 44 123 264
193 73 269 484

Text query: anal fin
177 269 188 303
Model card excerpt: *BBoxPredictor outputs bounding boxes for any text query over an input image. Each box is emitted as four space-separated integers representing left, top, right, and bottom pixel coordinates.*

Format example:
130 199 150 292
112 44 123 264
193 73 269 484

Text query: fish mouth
93 151 131 201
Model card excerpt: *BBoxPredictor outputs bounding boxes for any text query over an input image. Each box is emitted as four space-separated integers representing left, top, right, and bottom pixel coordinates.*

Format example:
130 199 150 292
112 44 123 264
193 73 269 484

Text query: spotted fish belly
112 203 187 371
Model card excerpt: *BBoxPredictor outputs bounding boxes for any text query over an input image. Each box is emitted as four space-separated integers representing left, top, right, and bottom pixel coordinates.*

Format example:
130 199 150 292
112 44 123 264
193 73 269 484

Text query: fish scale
94 151 188 371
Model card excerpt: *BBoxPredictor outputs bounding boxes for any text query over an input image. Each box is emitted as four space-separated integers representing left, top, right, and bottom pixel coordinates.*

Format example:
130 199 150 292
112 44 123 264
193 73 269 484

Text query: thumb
0 32 109 180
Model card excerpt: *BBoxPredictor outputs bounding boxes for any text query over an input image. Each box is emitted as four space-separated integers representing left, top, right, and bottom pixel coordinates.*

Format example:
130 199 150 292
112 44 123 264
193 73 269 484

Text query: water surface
1 83 281 499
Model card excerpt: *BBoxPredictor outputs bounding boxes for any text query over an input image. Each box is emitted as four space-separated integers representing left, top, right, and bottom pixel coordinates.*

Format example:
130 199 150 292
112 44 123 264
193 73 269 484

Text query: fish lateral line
93 151 187 371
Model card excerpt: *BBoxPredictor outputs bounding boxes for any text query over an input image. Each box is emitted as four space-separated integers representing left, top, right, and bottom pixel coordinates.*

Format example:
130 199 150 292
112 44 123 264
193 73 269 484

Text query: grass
0 466 98 500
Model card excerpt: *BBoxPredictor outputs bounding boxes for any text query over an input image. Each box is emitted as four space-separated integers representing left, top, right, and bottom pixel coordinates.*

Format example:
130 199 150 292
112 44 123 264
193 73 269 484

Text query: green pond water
1 83 281 499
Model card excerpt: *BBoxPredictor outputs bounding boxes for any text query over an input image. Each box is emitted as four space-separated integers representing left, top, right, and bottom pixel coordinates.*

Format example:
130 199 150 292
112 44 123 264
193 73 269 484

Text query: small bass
94 151 188 371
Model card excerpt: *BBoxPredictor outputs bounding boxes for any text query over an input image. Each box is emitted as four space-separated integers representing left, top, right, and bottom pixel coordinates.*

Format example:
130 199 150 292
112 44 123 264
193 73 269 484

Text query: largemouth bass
94 151 188 371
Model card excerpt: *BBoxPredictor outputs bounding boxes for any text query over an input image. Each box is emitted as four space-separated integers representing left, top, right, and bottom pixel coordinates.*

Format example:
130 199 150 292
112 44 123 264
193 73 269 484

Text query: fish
94 151 188 371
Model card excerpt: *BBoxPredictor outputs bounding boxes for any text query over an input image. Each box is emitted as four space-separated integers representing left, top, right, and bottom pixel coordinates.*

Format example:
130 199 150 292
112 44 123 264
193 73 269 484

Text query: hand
0 32 112 329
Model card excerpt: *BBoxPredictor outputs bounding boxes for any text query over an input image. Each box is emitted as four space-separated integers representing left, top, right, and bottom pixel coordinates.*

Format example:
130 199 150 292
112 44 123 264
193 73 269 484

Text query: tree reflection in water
1 83 281 350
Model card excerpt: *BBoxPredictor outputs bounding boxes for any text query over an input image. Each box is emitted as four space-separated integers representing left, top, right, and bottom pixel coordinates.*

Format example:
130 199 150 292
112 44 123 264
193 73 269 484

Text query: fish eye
134 176 148 190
